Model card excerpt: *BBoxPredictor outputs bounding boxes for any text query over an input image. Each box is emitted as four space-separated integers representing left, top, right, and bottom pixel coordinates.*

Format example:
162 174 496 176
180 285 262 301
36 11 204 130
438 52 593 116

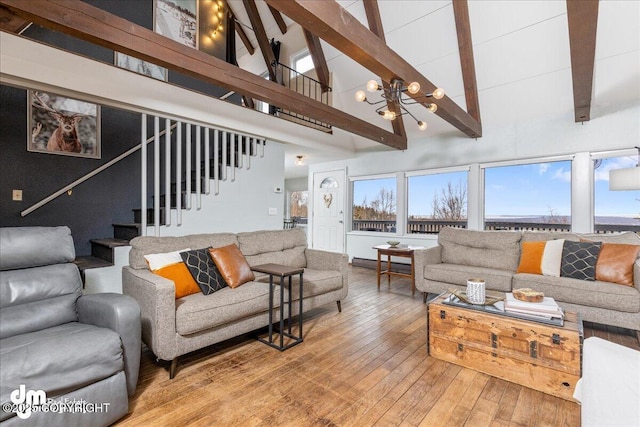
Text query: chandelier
355 79 445 131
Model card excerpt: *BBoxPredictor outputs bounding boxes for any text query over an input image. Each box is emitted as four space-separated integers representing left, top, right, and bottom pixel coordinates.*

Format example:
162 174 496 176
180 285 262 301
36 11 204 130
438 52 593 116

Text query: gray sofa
0 226 141 427
122 228 348 378
414 227 640 335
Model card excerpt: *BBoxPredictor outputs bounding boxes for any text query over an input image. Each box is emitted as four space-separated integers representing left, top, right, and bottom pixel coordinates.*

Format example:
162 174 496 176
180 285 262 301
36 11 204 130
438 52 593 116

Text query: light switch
12 190 22 201
268 208 277 215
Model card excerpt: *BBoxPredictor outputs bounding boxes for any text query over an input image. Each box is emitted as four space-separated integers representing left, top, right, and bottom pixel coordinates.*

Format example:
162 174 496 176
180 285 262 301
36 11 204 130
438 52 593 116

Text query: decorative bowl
387 240 400 248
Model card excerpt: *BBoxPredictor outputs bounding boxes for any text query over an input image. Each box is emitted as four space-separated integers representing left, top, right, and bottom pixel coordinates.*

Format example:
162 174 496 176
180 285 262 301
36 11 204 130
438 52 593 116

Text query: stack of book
504 293 564 320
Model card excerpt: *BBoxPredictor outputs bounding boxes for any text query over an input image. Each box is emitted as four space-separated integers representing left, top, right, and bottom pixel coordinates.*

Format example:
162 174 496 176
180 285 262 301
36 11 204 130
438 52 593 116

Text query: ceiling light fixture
609 147 640 191
355 78 444 131
295 155 304 166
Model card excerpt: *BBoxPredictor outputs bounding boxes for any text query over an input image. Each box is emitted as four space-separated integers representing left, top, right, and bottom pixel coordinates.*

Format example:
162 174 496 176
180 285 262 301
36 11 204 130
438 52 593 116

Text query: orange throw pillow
516 241 546 274
144 249 200 298
595 243 640 286
208 244 255 288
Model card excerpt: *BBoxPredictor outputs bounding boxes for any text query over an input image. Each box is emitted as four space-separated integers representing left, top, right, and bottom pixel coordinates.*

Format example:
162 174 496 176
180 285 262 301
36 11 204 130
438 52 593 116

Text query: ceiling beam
363 0 407 142
266 0 482 138
452 0 481 124
0 0 404 149
227 4 255 55
0 4 29 33
242 0 276 80
566 0 598 122
267 5 287 34
302 29 330 92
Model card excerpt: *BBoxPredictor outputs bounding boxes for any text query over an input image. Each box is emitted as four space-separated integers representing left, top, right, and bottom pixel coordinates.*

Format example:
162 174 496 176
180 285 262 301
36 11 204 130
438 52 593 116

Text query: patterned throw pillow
560 241 602 281
180 248 228 295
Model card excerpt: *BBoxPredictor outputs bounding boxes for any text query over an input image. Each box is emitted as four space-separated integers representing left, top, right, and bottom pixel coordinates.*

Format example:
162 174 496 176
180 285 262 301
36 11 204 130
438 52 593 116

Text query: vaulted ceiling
1 0 638 178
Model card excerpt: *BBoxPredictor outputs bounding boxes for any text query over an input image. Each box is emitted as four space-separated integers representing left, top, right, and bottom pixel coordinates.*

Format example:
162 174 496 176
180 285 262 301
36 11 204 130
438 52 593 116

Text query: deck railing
352 219 640 234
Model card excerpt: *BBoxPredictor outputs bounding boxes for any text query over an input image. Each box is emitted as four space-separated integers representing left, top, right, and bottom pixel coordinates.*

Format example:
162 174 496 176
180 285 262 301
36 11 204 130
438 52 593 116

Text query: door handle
338 220 343 224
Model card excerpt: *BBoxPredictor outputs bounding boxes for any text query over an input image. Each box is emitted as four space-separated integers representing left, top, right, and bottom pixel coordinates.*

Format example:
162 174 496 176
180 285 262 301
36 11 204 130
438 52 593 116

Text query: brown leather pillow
595 243 640 286
208 244 255 288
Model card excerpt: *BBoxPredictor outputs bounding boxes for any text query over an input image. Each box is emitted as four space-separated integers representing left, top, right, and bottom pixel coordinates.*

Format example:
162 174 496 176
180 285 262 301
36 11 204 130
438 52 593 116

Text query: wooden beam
363 0 407 141
566 0 598 122
267 5 287 34
0 5 29 33
227 4 255 55
266 0 482 138
452 0 481 124
0 0 404 148
302 29 330 92
242 0 276 80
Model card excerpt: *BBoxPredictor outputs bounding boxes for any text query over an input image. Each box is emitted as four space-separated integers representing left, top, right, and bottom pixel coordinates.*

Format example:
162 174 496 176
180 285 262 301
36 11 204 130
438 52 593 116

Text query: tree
432 181 467 220
353 188 396 220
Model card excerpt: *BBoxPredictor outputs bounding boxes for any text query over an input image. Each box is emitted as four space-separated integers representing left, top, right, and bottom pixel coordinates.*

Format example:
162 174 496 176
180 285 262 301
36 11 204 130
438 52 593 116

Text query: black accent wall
0 0 238 255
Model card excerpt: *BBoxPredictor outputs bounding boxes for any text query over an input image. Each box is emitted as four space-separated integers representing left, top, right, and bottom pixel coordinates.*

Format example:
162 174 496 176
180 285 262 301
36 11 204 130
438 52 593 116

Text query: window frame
349 173 398 235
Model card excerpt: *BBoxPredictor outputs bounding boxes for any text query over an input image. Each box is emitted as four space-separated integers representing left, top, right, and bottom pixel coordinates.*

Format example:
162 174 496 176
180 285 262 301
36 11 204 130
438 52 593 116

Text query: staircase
74 115 267 281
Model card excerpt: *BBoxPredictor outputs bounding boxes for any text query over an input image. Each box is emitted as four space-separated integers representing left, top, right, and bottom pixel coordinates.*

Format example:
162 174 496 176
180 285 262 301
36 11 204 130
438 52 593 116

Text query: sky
352 156 639 219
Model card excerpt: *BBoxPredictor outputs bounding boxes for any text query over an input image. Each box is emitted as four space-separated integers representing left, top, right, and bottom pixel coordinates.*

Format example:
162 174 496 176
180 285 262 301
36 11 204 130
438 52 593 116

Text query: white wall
309 101 640 262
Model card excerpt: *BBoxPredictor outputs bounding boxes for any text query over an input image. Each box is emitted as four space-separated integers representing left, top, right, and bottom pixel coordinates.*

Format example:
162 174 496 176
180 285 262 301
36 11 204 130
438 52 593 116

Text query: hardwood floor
116 266 639 427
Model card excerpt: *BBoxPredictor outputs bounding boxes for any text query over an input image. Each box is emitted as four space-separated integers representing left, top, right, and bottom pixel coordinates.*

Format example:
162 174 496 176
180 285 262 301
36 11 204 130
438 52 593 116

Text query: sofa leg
636 330 640 346
423 292 427 304
336 300 342 313
169 358 178 379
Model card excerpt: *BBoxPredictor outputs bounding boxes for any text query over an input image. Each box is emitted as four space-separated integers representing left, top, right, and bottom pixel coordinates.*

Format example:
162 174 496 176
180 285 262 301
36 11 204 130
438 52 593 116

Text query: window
407 171 468 234
352 177 396 233
292 51 314 75
594 155 640 233
484 160 572 231
289 190 308 224
256 72 270 114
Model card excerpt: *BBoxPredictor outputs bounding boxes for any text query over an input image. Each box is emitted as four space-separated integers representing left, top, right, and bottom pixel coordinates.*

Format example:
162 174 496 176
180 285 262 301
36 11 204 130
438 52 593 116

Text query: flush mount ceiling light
355 78 444 131
609 147 640 191
295 155 304 166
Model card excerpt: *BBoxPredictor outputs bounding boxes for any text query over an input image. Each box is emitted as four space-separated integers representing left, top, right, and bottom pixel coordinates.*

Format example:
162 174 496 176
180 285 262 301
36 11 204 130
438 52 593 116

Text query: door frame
309 167 347 252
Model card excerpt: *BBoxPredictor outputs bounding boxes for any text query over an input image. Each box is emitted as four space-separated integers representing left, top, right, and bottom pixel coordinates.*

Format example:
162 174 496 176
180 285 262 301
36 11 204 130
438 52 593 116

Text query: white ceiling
230 1 640 178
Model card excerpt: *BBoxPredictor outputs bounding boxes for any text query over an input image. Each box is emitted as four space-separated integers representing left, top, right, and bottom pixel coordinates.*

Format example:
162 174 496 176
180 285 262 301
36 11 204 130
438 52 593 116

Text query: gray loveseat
122 228 348 378
0 226 141 427
414 227 640 335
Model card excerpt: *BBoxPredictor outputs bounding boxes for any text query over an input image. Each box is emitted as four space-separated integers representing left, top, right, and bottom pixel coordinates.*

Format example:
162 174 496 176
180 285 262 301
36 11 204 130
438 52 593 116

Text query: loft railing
352 219 640 234
271 61 332 131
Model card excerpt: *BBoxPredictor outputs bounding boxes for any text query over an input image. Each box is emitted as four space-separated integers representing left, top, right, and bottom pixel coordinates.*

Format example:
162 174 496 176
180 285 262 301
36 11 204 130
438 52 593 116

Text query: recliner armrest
77 293 141 397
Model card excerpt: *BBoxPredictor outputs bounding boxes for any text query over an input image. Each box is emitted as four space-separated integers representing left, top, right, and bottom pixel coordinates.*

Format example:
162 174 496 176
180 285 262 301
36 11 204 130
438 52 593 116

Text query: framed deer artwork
154 0 198 49
28 90 101 159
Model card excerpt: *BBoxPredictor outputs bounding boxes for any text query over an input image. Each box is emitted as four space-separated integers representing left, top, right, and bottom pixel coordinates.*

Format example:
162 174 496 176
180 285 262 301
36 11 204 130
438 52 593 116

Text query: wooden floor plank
115 266 638 427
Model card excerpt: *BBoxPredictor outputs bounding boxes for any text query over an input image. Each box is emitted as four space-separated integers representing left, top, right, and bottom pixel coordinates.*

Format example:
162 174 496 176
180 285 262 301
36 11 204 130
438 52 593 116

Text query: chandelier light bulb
432 88 445 99
427 103 438 113
417 121 428 131
366 80 379 92
355 91 367 102
407 82 421 94
382 110 396 120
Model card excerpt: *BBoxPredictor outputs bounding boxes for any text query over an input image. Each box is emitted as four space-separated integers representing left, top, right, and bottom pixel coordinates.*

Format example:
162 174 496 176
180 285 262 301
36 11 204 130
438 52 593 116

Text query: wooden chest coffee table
428 293 583 401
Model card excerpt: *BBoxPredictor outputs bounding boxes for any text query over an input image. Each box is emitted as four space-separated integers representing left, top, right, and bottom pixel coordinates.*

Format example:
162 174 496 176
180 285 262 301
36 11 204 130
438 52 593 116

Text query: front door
312 169 345 253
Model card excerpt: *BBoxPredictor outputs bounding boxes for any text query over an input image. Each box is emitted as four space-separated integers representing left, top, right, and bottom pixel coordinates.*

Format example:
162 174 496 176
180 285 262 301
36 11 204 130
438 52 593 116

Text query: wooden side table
252 263 304 351
372 244 424 296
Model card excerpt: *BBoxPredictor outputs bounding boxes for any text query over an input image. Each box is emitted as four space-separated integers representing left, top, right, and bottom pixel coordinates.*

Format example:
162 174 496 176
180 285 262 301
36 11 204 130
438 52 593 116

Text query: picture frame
154 0 198 49
115 52 168 81
27 90 101 159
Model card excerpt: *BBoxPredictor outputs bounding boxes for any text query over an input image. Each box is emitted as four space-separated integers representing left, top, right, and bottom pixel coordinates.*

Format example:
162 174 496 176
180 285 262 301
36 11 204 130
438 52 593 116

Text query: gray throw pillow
180 248 227 295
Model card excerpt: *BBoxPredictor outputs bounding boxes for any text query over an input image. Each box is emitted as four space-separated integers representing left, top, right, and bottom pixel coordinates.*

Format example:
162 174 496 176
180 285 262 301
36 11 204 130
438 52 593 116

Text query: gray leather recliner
0 226 141 426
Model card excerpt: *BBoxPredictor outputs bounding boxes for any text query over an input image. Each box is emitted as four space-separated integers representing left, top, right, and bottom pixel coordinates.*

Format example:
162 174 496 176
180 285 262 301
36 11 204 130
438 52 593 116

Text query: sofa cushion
0 226 75 271
208 244 255 288
244 251 285 267
175 282 282 335
595 243 640 287
237 229 306 256
561 241 601 281
0 264 81 340
522 231 579 243
256 268 343 299
128 233 238 270
423 263 513 292
516 241 546 274
0 322 123 416
438 227 522 271
180 248 227 295
513 274 640 313
578 232 640 245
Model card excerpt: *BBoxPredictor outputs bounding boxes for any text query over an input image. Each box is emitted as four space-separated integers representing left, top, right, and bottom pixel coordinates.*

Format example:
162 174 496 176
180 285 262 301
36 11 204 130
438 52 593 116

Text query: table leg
387 254 391 288
267 274 274 344
279 274 285 350
376 250 381 290
288 275 292 334
411 252 415 296
298 271 303 340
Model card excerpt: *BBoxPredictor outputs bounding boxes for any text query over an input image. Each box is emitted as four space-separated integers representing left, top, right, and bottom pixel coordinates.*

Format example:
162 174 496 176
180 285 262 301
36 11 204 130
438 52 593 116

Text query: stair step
90 238 130 263
112 223 142 241
74 255 114 286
